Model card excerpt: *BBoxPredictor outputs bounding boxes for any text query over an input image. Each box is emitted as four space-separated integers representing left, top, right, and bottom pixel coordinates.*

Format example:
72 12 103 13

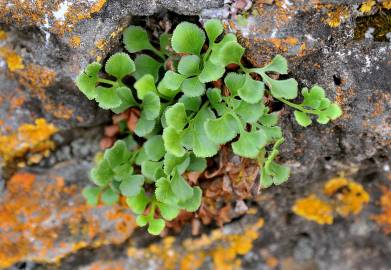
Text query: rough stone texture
1 0 391 270
236 0 391 188
0 160 136 269
0 0 221 176
0 0 223 131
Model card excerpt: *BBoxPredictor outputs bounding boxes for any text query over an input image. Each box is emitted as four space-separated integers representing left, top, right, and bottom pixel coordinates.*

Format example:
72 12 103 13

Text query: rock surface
0 160 136 269
1 0 391 270
0 0 222 131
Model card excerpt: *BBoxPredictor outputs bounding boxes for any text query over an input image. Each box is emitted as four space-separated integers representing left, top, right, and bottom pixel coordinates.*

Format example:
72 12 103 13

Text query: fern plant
76 20 342 235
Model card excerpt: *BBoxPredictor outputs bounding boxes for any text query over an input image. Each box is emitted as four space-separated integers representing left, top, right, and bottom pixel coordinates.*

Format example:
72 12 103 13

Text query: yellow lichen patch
95 39 106 50
210 228 259 270
87 22 130 62
69 35 81 48
180 253 206 270
0 118 58 165
324 177 370 217
93 39 108 62
293 177 370 225
372 187 391 234
383 1 391 9
292 194 334 225
0 171 136 268
325 6 350 27
0 47 24 71
360 0 376 13
126 218 264 270
0 30 7 40
324 177 349 196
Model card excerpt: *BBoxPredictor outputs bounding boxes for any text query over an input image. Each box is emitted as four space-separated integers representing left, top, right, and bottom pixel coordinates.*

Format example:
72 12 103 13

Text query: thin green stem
200 101 210 111
275 97 320 115
203 46 213 63
239 64 252 74
97 78 116 86
129 148 142 163
151 47 166 61
147 200 157 219
257 148 266 168
246 67 264 75
108 183 116 192
117 80 126 87
164 51 172 58
188 111 197 119
264 138 284 172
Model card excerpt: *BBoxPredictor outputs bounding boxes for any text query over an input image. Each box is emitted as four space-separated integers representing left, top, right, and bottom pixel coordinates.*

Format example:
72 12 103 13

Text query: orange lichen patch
95 39 106 50
0 0 54 26
81 260 127 270
373 187 391 234
325 6 350 27
187 218 264 270
210 228 259 270
371 99 385 117
270 0 293 26
52 0 107 35
0 170 136 268
180 253 206 270
264 37 299 52
126 218 264 270
335 86 345 105
324 177 370 217
334 86 355 120
0 0 107 36
94 39 108 61
368 91 389 118
9 95 26 110
0 30 7 40
297 43 307 57
241 36 309 62
292 194 334 225
69 35 81 48
106 208 136 235
0 118 58 164
266 256 279 269
88 22 130 62
360 0 376 13
383 1 391 9
14 63 56 91
0 47 25 71
13 64 74 119
147 237 179 270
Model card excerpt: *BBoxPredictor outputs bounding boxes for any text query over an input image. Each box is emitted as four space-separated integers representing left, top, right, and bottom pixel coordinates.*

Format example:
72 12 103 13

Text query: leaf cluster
76 19 342 235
